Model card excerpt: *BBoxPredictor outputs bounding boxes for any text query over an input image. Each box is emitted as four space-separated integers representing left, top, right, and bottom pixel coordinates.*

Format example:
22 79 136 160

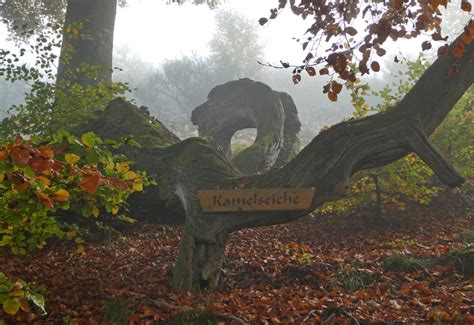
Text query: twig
302 309 317 323
153 298 193 312
321 307 360 325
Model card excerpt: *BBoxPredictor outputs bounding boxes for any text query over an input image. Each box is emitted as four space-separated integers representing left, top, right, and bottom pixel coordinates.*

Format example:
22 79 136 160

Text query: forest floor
1 193 473 324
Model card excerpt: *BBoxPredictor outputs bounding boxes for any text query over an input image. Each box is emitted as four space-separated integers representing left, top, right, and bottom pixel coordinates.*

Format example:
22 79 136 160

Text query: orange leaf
35 191 53 208
10 147 31 165
431 0 448 10
35 176 51 186
80 174 100 193
292 74 301 84
371 61 381 72
50 160 63 172
288 242 299 249
0 149 8 161
29 157 50 174
67 231 77 238
305 67 316 76
319 68 329 75
452 42 465 58
103 178 128 190
331 81 343 94
437 44 449 57
39 146 54 159
19 299 30 313
461 30 472 44
461 0 472 12
400 283 411 296
431 32 445 41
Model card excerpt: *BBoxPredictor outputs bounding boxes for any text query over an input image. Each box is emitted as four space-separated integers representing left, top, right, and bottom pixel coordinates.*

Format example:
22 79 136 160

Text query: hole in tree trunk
231 128 257 158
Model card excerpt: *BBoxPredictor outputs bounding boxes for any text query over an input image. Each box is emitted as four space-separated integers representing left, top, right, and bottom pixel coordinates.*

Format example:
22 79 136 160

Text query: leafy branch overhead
260 0 473 101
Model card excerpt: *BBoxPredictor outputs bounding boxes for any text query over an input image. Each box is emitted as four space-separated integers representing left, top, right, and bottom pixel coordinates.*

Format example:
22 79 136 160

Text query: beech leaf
371 61 381 72
306 67 316 76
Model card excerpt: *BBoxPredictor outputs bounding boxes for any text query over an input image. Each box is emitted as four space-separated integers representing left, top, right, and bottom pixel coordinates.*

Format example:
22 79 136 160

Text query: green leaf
0 285 9 294
85 151 100 165
81 132 96 149
3 298 20 315
0 293 9 304
28 292 45 313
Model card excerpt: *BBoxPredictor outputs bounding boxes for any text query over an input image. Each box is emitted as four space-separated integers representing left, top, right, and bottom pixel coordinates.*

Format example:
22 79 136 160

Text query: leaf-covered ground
1 194 473 324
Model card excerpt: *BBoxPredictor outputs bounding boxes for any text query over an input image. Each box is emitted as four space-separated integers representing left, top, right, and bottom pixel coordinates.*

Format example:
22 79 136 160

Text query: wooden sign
197 188 315 213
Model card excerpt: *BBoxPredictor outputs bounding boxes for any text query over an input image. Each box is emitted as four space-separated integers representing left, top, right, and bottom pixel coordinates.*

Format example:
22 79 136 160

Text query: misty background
0 0 470 143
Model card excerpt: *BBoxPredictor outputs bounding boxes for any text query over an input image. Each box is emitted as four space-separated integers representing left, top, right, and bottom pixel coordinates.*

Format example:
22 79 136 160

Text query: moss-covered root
452 249 474 276
383 249 474 277
382 254 425 272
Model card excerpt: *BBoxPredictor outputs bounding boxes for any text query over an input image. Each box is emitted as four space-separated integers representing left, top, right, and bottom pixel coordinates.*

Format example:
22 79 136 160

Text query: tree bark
370 174 382 219
83 35 473 291
57 0 117 86
170 36 472 291
191 78 301 174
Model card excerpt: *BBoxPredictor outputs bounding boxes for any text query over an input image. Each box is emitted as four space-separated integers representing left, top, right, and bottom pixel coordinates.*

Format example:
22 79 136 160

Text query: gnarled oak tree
84 33 473 291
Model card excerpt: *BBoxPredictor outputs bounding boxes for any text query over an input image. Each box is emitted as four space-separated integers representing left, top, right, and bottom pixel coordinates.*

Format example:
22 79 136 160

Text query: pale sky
1 0 469 69
113 0 309 65
112 0 470 78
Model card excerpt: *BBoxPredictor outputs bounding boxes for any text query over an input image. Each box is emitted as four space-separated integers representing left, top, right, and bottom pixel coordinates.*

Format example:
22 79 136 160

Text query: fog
0 0 470 141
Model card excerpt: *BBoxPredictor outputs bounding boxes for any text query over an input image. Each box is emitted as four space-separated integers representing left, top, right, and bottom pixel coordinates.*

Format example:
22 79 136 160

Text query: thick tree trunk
83 35 473 291
170 36 472 291
57 0 117 86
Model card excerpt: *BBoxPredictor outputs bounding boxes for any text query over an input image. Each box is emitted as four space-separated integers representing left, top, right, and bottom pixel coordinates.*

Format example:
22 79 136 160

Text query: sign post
197 188 315 213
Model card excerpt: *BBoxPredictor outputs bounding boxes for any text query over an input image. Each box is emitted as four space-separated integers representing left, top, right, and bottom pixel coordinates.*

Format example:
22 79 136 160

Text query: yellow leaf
3 298 20 315
10 290 24 297
76 245 84 253
54 189 70 202
106 161 115 171
133 180 143 192
111 206 119 215
92 207 100 217
125 171 138 180
65 153 80 165
116 162 129 173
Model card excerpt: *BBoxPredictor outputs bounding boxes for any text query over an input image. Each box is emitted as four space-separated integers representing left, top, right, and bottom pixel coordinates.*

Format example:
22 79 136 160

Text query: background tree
113 9 265 138
56 0 118 87
0 0 66 40
210 9 264 80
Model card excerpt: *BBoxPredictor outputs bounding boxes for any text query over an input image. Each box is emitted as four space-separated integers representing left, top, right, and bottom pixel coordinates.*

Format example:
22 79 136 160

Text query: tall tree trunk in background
57 0 117 86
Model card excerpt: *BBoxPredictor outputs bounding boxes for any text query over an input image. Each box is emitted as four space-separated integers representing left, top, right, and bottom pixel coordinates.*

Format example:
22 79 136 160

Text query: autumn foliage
0 131 150 255
260 0 473 101
1 197 473 323
0 130 152 317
